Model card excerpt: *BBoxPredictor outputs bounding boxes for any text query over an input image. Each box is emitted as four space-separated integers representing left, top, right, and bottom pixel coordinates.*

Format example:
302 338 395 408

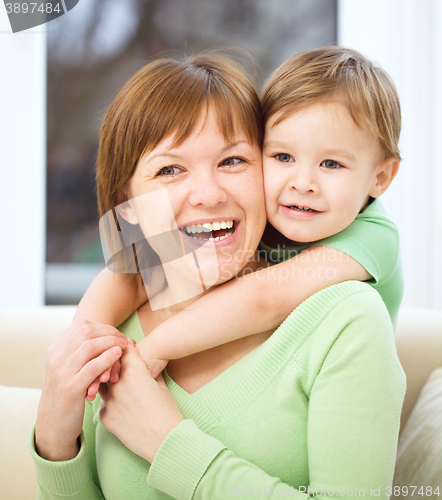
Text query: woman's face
124 108 266 287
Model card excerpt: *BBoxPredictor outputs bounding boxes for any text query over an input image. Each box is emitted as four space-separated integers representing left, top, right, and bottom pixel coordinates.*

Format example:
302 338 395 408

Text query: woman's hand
35 320 128 461
86 359 122 402
86 335 169 401
99 339 184 463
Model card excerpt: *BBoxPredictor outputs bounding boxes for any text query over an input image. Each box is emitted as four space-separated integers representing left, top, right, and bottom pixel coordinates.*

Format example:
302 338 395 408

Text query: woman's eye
275 153 293 163
157 166 182 176
321 160 342 169
221 157 244 166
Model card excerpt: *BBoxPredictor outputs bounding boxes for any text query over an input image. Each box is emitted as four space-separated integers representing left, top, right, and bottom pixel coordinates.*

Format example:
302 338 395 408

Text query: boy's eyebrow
322 149 357 162
262 140 288 150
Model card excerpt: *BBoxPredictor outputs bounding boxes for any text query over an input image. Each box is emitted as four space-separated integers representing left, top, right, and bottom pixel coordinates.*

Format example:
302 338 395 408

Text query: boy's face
263 101 386 244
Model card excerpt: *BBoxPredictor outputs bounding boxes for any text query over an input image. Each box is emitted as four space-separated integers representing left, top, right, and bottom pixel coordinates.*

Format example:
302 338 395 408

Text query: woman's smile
182 219 235 241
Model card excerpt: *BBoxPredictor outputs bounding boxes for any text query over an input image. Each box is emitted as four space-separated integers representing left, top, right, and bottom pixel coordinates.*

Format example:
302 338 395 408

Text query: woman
31 51 405 499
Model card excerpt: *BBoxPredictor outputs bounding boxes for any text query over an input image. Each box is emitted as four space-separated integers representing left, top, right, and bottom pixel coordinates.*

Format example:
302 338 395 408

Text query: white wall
0 11 46 306
338 0 442 310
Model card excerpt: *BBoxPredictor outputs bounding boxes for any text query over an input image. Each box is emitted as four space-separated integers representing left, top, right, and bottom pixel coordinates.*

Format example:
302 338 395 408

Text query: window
46 0 337 304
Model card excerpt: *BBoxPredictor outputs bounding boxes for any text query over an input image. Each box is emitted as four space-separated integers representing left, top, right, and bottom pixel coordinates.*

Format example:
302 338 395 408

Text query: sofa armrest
0 306 76 389
395 308 442 430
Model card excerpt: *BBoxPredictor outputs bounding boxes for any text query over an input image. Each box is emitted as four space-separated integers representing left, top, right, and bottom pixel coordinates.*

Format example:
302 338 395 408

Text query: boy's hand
136 337 169 379
142 356 168 380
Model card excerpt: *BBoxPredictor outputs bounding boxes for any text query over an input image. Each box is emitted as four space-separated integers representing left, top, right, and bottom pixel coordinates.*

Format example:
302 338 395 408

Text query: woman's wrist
145 415 184 463
35 431 80 462
35 394 82 462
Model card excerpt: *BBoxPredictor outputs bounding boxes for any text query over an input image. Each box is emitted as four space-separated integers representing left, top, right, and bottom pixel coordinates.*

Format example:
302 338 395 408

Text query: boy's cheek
262 174 279 202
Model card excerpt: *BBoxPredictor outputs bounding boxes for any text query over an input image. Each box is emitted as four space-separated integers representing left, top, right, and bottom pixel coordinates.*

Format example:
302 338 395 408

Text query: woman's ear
115 189 139 225
369 157 400 198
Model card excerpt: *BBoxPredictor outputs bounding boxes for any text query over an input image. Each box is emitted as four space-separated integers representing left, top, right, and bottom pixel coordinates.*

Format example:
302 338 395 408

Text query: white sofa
1 306 441 500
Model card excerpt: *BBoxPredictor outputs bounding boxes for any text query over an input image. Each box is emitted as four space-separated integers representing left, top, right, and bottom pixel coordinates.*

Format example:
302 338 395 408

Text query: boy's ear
115 189 139 225
369 157 400 198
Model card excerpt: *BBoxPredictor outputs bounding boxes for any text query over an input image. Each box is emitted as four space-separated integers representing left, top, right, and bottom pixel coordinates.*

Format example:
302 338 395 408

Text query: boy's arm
73 268 147 326
140 246 371 366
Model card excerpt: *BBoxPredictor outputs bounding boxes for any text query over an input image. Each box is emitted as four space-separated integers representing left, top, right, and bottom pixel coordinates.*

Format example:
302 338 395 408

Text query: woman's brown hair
96 50 263 218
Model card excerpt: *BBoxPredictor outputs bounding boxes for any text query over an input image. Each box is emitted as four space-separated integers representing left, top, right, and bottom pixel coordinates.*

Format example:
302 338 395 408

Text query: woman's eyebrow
220 140 249 153
146 152 184 162
145 141 250 163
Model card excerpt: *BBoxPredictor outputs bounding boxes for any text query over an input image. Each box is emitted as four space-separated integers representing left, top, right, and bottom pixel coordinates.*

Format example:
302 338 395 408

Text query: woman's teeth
208 232 233 241
183 220 234 241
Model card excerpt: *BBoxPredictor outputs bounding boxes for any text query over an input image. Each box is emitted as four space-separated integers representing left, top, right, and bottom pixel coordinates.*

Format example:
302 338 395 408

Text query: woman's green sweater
30 281 406 499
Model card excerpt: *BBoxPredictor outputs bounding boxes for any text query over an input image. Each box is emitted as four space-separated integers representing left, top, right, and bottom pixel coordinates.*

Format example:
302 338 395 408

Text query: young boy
77 46 402 397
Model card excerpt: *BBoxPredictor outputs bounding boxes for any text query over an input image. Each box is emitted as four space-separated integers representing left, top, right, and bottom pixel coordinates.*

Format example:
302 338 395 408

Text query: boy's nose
289 165 317 193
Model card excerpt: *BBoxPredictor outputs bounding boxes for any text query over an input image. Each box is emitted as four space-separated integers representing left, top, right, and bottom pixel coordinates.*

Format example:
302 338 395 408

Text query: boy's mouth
182 220 235 242
286 205 319 213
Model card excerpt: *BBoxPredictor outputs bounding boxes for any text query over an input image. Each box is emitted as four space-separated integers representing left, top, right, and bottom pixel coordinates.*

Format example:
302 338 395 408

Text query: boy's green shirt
30 281 406 499
259 198 403 328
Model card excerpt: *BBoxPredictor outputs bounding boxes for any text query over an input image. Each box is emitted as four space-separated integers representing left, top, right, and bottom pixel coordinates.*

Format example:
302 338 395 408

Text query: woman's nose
289 164 317 193
187 172 228 207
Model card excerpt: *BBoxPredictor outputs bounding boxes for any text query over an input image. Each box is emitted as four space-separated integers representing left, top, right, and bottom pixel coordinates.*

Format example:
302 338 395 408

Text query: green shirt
259 198 403 328
30 281 406 500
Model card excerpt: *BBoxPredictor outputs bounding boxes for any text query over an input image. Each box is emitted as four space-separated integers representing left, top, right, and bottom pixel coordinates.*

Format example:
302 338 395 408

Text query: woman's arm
30 404 105 500
138 245 370 376
148 287 405 499
35 321 127 461
30 322 128 499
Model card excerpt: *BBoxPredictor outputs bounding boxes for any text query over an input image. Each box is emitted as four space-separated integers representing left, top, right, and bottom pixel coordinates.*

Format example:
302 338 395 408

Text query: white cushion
0 385 41 500
393 368 442 497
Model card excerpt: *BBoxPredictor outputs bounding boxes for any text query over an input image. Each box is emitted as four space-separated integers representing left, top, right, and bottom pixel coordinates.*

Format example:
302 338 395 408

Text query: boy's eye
157 166 182 176
321 159 342 169
275 153 294 163
221 157 244 166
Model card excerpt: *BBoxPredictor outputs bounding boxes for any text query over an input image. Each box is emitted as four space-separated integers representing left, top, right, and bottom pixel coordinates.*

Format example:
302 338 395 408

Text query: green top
260 198 403 328
30 281 405 500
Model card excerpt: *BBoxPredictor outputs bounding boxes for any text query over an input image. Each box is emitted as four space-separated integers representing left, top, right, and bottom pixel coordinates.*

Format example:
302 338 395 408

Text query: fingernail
112 346 122 355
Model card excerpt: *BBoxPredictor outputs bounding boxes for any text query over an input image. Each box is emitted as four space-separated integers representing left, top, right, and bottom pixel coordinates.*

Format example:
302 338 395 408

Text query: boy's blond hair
262 46 401 159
